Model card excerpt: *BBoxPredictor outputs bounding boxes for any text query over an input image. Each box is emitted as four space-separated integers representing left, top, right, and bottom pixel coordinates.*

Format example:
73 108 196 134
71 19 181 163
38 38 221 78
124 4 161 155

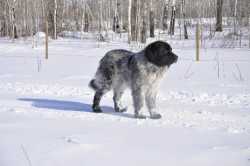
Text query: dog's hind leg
92 90 104 113
90 67 113 113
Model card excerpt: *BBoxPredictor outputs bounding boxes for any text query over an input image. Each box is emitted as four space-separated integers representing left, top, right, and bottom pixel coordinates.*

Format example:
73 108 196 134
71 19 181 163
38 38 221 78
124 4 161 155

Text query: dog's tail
88 79 99 91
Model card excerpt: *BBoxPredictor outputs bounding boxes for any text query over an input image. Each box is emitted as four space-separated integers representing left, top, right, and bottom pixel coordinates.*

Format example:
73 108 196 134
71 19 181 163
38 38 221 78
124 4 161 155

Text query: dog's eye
165 50 171 55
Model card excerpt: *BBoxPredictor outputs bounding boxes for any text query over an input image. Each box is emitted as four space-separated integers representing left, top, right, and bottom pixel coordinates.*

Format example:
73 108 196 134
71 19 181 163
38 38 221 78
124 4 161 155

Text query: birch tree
140 0 147 43
53 0 57 39
182 0 188 39
84 4 89 32
128 0 132 43
162 0 170 32
6 0 18 39
130 0 138 41
169 0 176 35
233 0 238 35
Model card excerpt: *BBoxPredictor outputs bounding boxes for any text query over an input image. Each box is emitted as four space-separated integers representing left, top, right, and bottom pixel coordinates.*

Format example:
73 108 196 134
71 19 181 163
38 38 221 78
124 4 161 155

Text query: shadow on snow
18 98 134 119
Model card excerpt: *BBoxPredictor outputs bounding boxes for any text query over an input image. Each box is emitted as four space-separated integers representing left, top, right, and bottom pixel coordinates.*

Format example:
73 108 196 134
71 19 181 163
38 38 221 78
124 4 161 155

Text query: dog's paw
92 106 102 113
134 114 147 119
115 106 127 113
150 113 162 119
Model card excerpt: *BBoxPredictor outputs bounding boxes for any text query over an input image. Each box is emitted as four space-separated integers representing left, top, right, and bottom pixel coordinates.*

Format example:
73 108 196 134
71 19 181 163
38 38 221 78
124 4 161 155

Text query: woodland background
0 0 249 45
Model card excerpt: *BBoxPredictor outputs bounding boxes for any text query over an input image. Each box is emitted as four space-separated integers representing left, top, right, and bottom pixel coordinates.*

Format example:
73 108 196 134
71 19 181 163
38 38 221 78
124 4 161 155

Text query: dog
89 40 178 119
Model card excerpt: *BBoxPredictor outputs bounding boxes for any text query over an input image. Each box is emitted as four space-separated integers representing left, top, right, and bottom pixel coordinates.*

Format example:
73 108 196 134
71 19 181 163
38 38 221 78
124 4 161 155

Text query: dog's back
89 49 133 91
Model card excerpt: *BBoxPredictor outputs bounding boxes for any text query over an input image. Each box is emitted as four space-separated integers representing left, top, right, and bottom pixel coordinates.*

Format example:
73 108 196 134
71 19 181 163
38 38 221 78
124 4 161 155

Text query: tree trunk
149 0 154 38
53 0 57 39
246 0 249 26
41 0 48 59
113 0 121 33
140 1 146 43
149 11 154 38
233 0 238 34
98 0 105 42
2 2 8 36
12 7 18 39
84 11 89 32
45 18 48 59
128 0 132 43
182 0 188 39
215 0 223 32
7 0 18 39
196 23 200 61
162 0 169 32
248 0 250 48
169 3 176 35
131 0 138 41
184 23 188 39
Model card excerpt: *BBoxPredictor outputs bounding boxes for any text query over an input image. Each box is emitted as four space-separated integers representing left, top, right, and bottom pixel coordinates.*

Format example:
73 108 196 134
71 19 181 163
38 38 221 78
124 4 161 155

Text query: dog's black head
145 40 178 67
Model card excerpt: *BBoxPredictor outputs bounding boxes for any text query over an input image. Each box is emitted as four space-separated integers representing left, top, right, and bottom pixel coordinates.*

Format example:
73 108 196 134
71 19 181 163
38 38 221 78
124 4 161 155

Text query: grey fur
89 41 178 119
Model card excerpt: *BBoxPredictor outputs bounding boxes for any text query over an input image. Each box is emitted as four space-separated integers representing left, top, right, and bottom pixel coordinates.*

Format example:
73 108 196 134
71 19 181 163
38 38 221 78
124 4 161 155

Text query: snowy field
0 36 250 166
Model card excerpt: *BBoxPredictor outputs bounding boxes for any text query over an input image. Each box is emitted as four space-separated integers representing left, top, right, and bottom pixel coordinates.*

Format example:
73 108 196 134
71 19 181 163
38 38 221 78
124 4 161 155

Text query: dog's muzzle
174 55 178 63
171 52 178 63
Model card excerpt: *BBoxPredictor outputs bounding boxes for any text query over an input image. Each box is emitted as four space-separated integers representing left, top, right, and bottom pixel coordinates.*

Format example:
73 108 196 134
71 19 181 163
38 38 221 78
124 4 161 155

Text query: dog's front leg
145 89 162 119
132 87 146 119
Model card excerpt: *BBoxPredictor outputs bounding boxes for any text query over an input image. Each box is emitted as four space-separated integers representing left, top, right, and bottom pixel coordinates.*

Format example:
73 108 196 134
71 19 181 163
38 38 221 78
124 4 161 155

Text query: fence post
45 17 48 59
196 23 200 61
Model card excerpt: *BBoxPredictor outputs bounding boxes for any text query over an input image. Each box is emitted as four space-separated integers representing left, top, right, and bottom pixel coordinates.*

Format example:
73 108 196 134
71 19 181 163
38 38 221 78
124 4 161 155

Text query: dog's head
145 41 178 67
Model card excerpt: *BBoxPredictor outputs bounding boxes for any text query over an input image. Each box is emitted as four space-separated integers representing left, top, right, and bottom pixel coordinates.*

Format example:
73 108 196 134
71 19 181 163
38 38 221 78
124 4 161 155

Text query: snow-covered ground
0 37 250 166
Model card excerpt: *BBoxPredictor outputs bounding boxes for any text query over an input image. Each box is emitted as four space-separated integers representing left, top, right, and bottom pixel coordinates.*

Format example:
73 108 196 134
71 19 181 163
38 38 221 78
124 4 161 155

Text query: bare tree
182 0 188 39
130 0 138 41
0 1 9 36
162 0 170 32
113 0 121 33
149 0 155 38
6 0 18 39
41 0 48 59
84 4 89 32
215 0 223 32
128 0 132 43
169 0 176 35
233 0 238 35
248 0 250 48
53 0 57 39
140 0 147 43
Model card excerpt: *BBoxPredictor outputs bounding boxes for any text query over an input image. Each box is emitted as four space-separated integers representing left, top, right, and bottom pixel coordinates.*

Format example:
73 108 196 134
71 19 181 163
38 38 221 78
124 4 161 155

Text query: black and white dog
89 41 178 119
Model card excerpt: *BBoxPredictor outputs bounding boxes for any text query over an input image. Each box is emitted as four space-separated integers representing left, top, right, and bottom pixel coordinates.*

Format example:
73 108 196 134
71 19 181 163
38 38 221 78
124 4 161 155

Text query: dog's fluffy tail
88 79 99 91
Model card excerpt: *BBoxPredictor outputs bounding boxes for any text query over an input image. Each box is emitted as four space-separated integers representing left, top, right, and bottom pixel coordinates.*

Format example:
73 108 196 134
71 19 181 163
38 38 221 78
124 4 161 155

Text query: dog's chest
140 64 166 84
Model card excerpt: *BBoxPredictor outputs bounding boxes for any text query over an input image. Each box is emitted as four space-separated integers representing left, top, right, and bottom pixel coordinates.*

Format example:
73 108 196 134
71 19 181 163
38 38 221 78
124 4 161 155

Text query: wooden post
45 17 48 59
249 5 250 48
196 23 200 61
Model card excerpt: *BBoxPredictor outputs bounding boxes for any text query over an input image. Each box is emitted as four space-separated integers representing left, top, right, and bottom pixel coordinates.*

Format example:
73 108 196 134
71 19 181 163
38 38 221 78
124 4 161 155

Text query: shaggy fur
89 40 178 119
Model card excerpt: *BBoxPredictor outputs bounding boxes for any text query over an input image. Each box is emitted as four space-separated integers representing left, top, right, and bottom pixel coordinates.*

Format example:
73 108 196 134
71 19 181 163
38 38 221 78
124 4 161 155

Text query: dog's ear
145 41 159 63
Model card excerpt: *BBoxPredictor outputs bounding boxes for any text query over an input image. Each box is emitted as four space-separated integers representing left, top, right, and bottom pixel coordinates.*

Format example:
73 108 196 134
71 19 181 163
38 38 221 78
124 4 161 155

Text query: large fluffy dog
89 41 178 119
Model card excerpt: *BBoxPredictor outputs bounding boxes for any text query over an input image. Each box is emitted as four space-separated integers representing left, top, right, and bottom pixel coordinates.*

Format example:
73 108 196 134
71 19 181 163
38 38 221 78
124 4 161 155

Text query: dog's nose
175 55 178 63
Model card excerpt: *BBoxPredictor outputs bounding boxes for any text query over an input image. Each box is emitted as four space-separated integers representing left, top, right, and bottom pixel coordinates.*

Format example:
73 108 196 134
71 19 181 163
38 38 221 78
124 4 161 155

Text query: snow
35 32 46 38
0 37 250 166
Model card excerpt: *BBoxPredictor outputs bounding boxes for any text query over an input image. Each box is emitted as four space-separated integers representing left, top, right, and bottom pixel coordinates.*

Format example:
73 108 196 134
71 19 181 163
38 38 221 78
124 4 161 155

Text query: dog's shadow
18 98 134 119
